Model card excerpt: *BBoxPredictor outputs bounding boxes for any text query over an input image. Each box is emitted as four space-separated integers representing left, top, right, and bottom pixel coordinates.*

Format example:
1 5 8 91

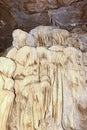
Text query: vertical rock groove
0 27 87 130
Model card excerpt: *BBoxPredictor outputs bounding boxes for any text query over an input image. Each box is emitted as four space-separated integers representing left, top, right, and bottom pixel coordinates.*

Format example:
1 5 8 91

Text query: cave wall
0 1 87 130
0 0 87 53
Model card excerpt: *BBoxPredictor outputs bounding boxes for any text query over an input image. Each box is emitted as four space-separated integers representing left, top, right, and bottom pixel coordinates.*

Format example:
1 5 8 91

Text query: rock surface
58 0 79 5
49 0 87 30
0 2 17 53
0 27 87 130
0 0 87 52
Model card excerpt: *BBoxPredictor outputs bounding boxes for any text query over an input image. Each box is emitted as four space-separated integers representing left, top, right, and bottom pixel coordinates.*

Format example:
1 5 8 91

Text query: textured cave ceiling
0 0 87 52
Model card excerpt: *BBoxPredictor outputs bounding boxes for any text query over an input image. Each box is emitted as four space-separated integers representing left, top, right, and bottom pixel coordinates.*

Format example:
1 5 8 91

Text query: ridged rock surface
0 0 87 52
0 26 87 130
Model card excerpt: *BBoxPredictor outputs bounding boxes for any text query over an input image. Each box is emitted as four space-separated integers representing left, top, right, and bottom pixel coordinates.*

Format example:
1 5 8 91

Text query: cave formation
0 0 87 130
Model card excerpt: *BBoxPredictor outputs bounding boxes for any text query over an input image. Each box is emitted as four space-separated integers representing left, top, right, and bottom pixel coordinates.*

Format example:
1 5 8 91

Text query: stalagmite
0 26 87 130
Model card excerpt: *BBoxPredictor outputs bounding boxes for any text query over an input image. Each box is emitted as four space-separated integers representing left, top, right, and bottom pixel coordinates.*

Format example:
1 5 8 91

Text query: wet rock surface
0 0 87 52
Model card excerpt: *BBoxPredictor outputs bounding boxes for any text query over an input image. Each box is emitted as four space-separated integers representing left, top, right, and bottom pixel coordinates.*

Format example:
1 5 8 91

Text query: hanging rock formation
0 26 87 130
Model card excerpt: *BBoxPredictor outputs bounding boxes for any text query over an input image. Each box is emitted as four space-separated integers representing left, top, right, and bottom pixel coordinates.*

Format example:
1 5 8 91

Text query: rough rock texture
0 0 87 52
0 27 87 130
49 0 87 30
0 2 17 53
12 26 87 52
58 0 79 5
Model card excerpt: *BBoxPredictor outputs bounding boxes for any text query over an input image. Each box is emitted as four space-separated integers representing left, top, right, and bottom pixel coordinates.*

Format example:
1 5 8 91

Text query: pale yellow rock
12 29 28 49
0 74 4 90
0 26 87 130
0 57 16 77
2 75 14 91
13 62 25 78
6 47 18 60
0 90 14 130
15 46 37 66
26 26 70 47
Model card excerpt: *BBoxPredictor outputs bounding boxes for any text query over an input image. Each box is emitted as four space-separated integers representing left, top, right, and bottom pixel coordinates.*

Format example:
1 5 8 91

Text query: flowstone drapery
0 26 87 130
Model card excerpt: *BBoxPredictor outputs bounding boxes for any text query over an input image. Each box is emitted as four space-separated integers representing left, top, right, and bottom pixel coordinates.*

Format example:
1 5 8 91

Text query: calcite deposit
0 26 87 130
